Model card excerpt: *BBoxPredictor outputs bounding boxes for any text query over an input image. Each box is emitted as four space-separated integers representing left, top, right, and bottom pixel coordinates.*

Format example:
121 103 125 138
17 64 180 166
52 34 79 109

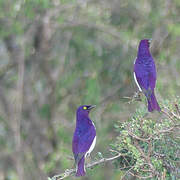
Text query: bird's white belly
133 72 142 92
85 136 96 158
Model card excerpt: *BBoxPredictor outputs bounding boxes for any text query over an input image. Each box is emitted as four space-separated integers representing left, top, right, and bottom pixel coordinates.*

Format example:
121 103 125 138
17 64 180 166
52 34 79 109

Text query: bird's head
139 39 152 48
77 105 96 116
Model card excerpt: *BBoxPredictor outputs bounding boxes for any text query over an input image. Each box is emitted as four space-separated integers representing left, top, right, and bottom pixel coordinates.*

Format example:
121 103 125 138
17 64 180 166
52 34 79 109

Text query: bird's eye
83 106 87 110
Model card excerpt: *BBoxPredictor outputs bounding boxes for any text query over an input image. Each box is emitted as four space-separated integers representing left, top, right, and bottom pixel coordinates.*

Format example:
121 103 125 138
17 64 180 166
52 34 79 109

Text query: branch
128 130 151 142
161 108 178 122
134 140 155 173
49 151 122 180
13 41 25 180
129 171 153 179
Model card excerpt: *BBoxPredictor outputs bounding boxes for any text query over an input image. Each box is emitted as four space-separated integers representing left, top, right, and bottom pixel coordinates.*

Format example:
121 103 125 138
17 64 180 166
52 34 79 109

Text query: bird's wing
134 62 156 98
134 63 149 90
134 72 142 92
72 125 96 164
134 59 156 88
133 58 143 91
148 62 156 89
74 153 84 165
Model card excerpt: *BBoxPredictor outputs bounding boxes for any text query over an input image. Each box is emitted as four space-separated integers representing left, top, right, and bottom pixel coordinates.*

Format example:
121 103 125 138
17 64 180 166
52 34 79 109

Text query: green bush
113 99 180 179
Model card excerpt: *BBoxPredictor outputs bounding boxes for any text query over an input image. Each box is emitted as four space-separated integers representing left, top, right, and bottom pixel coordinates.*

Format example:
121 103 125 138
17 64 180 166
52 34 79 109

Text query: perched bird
134 39 161 112
72 105 96 176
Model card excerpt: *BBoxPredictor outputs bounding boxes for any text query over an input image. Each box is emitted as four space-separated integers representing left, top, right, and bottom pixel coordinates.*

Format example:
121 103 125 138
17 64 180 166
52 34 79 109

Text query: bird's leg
89 153 93 160
133 91 142 101
123 91 142 104
127 91 142 104
85 153 92 165
71 161 76 170
67 155 76 169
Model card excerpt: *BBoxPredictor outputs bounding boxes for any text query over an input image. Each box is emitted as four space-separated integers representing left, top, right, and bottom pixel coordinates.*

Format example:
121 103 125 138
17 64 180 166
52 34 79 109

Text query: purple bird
72 105 96 176
134 39 161 112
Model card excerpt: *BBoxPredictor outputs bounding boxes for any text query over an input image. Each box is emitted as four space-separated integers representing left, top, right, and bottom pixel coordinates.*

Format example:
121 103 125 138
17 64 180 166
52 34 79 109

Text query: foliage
113 99 180 179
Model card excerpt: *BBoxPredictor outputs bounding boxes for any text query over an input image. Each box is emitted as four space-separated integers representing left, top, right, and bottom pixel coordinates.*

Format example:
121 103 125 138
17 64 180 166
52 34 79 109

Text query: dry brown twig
161 107 179 122
128 130 151 142
49 150 123 180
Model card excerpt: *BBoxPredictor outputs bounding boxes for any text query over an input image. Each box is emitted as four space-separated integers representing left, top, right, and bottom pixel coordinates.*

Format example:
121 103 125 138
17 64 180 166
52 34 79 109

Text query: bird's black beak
87 105 96 110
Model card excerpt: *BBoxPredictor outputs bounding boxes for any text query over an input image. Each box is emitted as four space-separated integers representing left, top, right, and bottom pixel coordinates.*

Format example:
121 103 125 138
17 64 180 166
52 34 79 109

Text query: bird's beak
87 105 96 110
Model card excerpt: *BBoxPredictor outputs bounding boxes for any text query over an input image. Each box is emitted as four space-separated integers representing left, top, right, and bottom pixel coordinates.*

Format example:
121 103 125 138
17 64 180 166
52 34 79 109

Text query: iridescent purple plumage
72 105 96 176
134 39 161 112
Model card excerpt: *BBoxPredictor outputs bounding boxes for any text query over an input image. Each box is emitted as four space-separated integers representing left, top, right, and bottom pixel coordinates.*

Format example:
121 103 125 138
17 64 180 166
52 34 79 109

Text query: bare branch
129 171 153 179
134 140 155 173
128 130 151 142
50 152 122 180
13 42 25 180
161 109 176 122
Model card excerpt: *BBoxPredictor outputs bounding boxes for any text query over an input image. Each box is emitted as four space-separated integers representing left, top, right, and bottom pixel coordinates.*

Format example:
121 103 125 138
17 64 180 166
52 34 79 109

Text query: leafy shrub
113 98 180 179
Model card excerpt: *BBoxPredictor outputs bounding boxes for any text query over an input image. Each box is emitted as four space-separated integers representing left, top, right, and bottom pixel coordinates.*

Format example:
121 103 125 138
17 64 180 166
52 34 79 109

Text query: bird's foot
123 91 142 104
133 91 142 101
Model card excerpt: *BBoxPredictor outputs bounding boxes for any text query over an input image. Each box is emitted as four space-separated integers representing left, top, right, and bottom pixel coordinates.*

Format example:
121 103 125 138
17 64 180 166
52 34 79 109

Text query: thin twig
170 111 180 119
129 171 153 179
13 42 25 180
161 109 172 119
161 109 175 122
50 152 122 180
120 166 135 180
128 130 151 142
134 140 155 172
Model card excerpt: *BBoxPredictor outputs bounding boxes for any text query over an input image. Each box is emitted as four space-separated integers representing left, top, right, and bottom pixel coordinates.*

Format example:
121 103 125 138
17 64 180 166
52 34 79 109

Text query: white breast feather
134 72 142 92
85 136 96 158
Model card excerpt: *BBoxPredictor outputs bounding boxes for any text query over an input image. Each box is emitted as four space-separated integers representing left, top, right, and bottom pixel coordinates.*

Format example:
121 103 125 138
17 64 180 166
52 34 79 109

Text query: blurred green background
0 0 179 179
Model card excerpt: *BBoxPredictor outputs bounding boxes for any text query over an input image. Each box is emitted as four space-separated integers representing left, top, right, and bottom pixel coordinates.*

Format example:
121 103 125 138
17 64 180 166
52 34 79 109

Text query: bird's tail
147 90 161 112
76 156 86 177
